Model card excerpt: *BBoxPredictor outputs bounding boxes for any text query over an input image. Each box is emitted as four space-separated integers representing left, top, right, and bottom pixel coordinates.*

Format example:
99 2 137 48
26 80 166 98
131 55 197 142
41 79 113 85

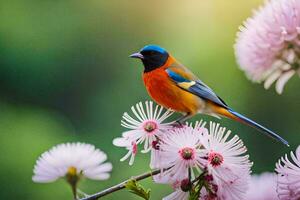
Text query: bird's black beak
129 52 144 59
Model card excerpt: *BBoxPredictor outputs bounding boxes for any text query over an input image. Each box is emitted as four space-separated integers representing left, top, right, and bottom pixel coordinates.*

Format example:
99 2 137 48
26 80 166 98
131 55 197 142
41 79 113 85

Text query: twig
80 168 164 200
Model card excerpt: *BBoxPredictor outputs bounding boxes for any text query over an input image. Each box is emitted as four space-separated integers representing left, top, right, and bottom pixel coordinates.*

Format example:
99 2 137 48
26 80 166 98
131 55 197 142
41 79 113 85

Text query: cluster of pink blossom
155 122 252 200
235 0 300 94
113 101 300 200
113 101 253 200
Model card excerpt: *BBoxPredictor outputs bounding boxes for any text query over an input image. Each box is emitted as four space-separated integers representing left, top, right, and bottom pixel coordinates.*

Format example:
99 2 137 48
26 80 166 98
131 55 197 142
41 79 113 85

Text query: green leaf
125 179 151 200
189 180 204 200
189 188 200 200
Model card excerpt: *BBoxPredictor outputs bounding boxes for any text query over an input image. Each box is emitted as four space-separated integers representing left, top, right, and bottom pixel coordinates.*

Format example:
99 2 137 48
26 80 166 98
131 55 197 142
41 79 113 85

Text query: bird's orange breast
143 68 201 115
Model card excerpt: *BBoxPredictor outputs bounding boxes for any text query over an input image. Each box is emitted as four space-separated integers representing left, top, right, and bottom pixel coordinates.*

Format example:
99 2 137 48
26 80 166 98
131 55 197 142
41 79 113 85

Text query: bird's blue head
130 45 169 72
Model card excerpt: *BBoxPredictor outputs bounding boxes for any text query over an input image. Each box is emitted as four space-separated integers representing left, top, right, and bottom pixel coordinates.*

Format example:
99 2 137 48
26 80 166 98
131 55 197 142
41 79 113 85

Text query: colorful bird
130 45 289 146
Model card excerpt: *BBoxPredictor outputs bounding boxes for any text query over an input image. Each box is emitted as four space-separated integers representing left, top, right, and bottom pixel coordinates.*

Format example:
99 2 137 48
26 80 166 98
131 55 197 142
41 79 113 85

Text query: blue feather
165 69 228 107
228 109 289 146
141 45 167 54
165 69 190 83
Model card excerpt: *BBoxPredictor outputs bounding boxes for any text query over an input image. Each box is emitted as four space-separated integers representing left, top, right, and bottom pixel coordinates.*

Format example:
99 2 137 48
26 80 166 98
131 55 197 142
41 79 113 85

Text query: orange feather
208 101 242 122
143 56 201 115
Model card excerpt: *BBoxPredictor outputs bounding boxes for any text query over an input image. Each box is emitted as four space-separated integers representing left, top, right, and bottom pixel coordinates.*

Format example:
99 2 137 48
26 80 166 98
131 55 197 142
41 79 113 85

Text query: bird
129 44 289 146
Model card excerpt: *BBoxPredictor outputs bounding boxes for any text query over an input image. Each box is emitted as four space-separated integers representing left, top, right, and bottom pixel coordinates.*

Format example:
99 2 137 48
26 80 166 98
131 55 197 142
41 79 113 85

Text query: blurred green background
0 0 299 199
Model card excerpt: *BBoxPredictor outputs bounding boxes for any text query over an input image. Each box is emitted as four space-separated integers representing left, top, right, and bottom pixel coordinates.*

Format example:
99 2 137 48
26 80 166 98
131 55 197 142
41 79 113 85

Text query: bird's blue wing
166 68 228 108
166 68 289 146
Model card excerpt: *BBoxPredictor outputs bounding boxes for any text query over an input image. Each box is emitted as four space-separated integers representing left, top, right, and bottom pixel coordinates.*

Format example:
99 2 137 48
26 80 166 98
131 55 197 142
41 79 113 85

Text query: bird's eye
148 51 156 55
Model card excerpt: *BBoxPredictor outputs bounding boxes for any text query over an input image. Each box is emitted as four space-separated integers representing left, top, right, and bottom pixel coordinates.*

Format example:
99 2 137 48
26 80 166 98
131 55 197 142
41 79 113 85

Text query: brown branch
80 168 164 200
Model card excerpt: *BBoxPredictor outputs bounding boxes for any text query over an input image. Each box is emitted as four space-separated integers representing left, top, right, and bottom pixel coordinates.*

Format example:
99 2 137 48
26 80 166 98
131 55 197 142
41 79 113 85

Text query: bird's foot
172 120 185 128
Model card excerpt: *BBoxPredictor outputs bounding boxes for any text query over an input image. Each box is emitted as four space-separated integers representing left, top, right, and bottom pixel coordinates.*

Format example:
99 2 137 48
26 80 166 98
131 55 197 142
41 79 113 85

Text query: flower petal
275 70 295 94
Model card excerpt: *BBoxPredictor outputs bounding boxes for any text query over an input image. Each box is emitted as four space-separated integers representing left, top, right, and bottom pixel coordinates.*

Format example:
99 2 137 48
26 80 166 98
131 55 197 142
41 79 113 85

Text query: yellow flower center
67 166 77 177
66 166 80 198
143 121 157 133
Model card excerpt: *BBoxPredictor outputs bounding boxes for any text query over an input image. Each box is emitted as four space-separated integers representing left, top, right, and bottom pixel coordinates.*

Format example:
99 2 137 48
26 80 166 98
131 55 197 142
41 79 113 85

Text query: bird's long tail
213 105 289 146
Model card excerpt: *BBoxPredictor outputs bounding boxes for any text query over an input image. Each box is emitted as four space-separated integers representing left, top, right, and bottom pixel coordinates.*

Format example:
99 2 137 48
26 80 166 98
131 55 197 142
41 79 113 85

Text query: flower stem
79 168 164 200
71 184 77 200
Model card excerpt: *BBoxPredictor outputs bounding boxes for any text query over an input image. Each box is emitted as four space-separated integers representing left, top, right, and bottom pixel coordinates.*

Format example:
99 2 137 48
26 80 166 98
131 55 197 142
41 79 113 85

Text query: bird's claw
172 121 184 128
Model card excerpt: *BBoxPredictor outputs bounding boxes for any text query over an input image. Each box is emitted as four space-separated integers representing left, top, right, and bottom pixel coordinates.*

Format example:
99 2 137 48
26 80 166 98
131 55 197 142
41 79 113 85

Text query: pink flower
32 143 112 183
276 145 300 200
201 122 252 200
245 172 279 200
235 0 300 94
157 121 252 200
154 123 207 182
113 101 174 165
